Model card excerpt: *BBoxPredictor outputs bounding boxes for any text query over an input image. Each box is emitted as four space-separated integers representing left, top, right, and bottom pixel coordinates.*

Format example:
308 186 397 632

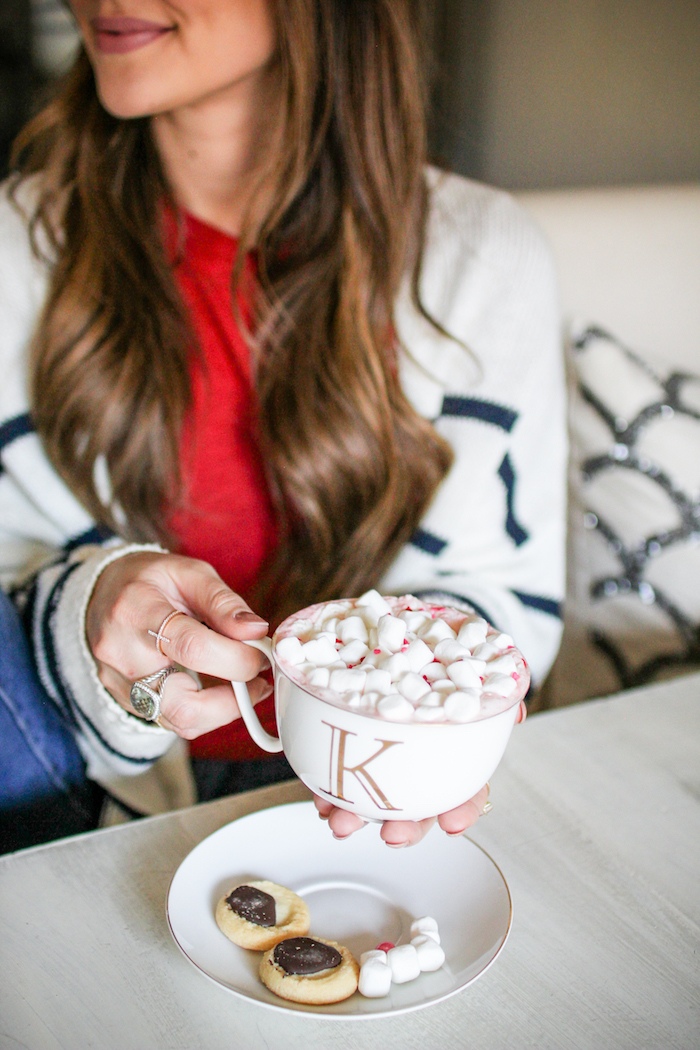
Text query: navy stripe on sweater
410 527 448 556
498 453 529 547
0 413 34 473
512 590 562 619
441 396 517 433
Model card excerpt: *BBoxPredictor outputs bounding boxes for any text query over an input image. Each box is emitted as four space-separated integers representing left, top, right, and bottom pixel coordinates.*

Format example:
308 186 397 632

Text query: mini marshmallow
330 668 367 694
411 935 446 972
410 916 440 942
302 636 342 666
400 610 433 634
338 615 369 644
472 641 500 661
286 617 315 639
346 691 363 708
482 672 517 697
420 690 445 707
337 640 369 665
492 632 515 650
377 614 407 653
274 635 305 666
414 703 447 722
444 689 482 722
397 672 431 702
457 618 489 648
433 639 471 664
386 944 421 984
315 601 351 626
430 678 457 694
323 617 338 636
359 956 393 998
363 691 380 709
419 618 456 645
363 668 393 695
377 694 415 722
402 638 435 673
446 659 483 690
357 589 392 618
360 949 387 966
382 652 411 680
422 662 449 682
307 666 330 689
487 653 517 675
355 605 380 628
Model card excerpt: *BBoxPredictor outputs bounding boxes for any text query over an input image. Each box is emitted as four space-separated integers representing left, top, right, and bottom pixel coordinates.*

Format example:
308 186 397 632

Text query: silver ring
129 666 178 722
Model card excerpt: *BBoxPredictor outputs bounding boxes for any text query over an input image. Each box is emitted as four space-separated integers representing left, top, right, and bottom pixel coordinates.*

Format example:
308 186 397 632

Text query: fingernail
318 812 329 821
332 832 350 841
234 610 268 625
446 829 466 837
386 841 409 849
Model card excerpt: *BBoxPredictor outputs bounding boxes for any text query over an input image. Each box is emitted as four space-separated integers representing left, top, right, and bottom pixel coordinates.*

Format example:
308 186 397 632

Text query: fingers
96 659 273 740
88 552 270 684
380 816 436 848
313 796 437 847
437 782 491 836
156 676 272 740
515 699 527 724
155 607 269 681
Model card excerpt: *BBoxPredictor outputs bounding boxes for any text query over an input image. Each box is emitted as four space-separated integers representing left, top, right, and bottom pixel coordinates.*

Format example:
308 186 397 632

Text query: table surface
1 673 698 1050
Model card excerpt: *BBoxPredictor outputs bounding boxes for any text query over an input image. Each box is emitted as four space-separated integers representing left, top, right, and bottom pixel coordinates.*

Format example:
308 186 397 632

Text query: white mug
231 603 527 823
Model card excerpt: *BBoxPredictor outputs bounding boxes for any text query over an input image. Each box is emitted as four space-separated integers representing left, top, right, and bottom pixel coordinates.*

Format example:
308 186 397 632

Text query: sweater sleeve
386 174 567 685
0 181 176 780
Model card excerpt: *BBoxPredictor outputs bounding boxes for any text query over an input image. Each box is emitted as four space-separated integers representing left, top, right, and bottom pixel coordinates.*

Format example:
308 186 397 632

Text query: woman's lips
91 16 174 54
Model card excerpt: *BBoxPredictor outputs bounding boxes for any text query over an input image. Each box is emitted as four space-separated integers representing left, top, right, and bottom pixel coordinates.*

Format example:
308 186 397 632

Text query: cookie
215 879 310 951
259 935 359 1004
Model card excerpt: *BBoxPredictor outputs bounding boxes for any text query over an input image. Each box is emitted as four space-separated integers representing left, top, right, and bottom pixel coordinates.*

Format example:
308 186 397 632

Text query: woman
0 0 566 851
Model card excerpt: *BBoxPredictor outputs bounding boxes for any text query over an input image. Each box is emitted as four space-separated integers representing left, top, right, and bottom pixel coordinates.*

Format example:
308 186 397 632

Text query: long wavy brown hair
11 0 453 620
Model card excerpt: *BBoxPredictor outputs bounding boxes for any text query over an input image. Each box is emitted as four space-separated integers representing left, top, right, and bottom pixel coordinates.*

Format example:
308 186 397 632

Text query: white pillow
544 323 700 706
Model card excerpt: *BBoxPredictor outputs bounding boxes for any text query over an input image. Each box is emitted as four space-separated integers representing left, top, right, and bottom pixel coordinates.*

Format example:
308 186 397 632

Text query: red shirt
165 209 279 761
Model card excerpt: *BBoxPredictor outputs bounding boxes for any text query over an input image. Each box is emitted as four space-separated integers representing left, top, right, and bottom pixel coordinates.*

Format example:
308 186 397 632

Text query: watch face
131 683 157 719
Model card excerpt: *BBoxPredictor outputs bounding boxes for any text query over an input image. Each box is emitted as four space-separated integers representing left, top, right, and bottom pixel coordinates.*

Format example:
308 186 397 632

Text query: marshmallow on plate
411 935 446 972
386 944 421 984
410 916 440 942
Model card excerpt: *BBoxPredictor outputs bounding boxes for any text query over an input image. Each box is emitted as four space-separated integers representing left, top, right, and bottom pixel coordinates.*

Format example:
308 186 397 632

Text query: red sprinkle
401 645 409 653
512 672 520 680
373 648 381 655
376 942 395 953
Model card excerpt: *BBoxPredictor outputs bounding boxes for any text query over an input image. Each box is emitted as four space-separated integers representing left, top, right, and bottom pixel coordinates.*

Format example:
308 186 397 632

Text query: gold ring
147 610 184 656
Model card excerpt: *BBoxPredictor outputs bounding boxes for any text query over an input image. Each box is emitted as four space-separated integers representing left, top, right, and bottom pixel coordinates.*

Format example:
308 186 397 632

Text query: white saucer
166 801 512 1019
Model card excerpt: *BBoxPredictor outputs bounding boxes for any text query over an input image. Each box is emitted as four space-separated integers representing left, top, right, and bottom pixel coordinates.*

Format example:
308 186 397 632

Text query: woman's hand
86 551 271 738
313 699 527 846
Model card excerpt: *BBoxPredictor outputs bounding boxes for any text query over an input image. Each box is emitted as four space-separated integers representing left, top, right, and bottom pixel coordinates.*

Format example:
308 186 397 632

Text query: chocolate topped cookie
260 935 359 1004
215 879 310 951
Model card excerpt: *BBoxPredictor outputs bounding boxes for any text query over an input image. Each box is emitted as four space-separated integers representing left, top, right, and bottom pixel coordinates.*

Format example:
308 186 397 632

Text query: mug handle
231 636 283 753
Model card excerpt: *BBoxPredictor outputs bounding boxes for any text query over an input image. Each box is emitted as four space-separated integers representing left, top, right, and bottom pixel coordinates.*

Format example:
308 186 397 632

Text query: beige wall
434 0 700 190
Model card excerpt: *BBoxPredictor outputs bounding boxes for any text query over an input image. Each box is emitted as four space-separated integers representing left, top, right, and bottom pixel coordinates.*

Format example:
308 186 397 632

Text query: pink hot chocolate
272 590 529 724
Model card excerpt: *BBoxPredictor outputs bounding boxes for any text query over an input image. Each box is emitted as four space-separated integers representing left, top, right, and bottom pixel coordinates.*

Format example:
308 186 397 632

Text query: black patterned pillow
545 324 700 705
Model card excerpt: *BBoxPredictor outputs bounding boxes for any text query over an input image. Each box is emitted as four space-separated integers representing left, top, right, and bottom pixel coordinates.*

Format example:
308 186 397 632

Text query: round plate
166 801 512 1019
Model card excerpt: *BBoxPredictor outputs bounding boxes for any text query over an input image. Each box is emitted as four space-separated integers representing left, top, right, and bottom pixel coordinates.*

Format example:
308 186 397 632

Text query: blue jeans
0 589 103 853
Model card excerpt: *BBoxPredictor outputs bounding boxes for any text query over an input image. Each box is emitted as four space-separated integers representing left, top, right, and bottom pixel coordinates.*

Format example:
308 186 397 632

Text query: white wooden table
1 673 698 1050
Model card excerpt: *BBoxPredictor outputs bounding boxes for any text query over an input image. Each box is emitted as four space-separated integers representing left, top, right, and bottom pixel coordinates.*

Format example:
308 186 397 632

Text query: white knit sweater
0 169 566 783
